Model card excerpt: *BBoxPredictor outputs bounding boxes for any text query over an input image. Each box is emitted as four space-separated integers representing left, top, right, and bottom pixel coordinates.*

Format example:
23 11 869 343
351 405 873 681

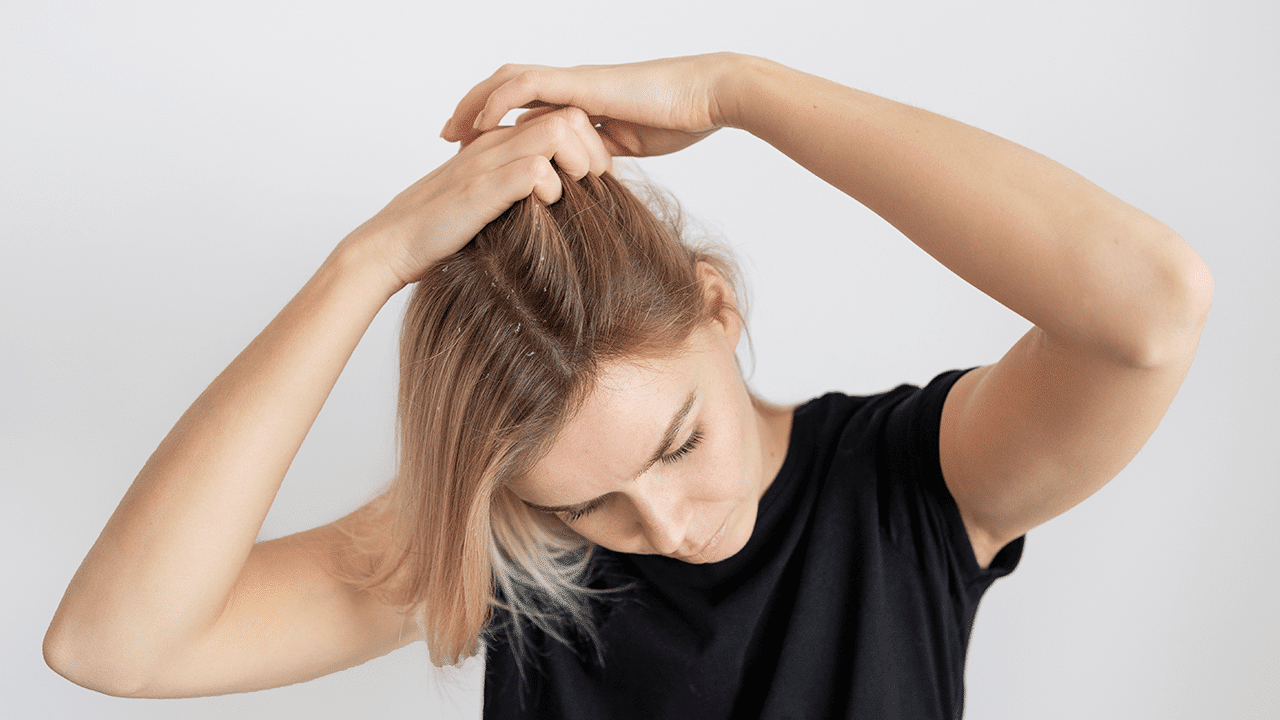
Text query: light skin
45 53 1211 699
509 283 793 565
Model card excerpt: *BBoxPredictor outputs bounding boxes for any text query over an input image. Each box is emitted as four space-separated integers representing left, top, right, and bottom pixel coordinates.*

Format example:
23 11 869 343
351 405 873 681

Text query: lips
676 518 729 562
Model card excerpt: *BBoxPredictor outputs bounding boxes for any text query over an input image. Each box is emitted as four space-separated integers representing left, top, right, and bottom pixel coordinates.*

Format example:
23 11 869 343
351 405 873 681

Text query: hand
440 54 744 158
348 106 611 289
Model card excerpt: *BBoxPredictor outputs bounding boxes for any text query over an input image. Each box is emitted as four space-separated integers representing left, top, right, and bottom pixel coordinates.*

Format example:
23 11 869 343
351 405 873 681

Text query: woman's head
508 310 772 557
345 168 750 666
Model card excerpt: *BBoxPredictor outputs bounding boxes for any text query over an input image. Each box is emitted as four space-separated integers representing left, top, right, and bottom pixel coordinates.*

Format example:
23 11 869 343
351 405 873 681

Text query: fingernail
440 119 451 139
472 112 485 131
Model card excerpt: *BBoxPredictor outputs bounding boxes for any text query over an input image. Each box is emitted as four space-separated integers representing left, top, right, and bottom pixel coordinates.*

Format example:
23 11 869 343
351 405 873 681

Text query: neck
752 395 795 498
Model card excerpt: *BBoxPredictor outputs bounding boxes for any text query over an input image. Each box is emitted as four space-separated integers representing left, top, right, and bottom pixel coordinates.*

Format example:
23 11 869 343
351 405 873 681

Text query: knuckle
561 106 590 128
528 155 555 178
541 115 571 141
513 69 542 90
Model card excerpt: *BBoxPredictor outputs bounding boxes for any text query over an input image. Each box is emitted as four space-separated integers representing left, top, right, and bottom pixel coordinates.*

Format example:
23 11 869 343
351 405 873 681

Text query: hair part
336 168 745 673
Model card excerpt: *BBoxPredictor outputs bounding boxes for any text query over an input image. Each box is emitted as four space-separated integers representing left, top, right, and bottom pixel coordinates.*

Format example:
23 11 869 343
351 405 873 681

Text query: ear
696 261 742 349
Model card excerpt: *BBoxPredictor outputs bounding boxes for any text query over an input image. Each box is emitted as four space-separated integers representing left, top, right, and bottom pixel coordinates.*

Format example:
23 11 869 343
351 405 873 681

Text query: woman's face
508 319 788 564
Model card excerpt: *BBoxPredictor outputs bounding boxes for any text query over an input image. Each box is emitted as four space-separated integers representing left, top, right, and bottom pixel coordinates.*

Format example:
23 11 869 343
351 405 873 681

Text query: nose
630 488 689 556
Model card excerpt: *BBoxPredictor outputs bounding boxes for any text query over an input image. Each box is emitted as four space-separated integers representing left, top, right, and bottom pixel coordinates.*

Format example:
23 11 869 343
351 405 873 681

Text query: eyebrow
521 388 699 515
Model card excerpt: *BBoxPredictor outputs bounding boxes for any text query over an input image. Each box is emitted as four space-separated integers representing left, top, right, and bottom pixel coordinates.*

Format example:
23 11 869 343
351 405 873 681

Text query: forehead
518 341 708 500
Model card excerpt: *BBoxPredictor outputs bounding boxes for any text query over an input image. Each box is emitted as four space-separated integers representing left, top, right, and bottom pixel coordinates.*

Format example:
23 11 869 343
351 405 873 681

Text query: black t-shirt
484 369 1025 719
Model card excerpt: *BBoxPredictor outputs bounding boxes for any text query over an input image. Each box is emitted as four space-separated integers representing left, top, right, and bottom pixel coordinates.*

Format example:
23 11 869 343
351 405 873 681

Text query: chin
717 512 757 560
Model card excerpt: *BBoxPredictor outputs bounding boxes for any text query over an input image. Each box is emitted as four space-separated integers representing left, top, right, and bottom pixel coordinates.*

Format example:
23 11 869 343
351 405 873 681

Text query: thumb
596 119 715 158
594 118 645 157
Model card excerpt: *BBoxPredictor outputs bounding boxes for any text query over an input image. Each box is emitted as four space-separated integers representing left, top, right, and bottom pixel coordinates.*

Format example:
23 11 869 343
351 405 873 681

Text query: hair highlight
337 168 746 674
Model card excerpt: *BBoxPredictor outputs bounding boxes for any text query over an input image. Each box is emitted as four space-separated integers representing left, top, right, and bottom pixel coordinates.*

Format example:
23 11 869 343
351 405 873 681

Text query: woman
44 53 1212 717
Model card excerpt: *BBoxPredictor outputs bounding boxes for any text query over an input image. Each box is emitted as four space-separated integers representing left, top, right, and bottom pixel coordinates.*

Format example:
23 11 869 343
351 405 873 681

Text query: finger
473 68 587 135
532 110 595 181
491 154 561 206
527 155 563 205
441 63 540 142
555 107 612 177
455 107 556 150
513 104 562 126
594 118 640 157
516 106 608 169
596 118 717 158
450 154 560 240
455 122 520 153
456 108 609 199
455 119 584 187
500 108 607 181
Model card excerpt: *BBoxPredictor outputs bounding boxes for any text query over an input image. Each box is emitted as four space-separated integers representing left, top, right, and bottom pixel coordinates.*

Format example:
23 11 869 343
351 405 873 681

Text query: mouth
675 518 729 563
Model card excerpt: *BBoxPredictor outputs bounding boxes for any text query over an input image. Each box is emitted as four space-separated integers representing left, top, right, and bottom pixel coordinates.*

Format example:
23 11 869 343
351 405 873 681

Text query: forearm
720 55 1210 364
46 235 403 686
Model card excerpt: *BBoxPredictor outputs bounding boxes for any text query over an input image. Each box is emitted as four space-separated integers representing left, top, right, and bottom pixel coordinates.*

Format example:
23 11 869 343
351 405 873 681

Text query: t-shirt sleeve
877 368 1024 599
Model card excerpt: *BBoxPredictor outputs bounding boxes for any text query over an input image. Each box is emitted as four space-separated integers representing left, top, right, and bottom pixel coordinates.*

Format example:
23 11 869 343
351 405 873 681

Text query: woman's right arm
43 107 611 698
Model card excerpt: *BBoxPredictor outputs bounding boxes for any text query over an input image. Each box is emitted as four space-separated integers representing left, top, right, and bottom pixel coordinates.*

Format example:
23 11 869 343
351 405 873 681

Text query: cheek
689 426 751 501
564 512 629 552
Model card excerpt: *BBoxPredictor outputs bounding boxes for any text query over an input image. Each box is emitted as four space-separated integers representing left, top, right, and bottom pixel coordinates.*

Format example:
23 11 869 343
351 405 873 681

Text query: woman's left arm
446 53 1213 568
720 56 1213 567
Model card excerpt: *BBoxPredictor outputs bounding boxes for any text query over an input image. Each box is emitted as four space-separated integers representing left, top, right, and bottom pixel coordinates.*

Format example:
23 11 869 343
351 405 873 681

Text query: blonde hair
339 168 744 669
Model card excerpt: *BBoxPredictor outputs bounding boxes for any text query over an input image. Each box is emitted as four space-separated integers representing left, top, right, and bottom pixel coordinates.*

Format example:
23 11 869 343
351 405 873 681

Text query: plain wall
3 1 1276 718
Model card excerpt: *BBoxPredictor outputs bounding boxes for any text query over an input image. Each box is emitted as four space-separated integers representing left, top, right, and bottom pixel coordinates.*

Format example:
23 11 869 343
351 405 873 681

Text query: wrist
329 228 411 302
710 53 782 132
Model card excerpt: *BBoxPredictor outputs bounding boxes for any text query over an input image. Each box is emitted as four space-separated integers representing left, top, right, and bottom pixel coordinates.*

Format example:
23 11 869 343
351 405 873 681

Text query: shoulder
796 370 968 450
805 370 1022 574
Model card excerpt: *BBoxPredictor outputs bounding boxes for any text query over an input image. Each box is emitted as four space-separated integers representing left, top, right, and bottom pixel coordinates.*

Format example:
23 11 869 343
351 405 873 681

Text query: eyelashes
560 497 607 524
660 428 704 465
559 427 705 523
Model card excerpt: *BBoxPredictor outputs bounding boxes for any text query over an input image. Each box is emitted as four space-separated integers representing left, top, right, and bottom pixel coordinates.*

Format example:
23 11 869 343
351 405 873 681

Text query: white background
4 1 1277 718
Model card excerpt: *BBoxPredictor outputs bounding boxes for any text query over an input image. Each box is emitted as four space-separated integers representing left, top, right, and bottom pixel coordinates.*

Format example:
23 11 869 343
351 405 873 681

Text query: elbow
1119 231 1214 369
1186 250 1215 316
44 622 152 698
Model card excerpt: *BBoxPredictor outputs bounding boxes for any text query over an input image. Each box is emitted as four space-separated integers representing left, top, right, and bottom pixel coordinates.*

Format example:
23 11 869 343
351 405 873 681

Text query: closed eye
553 428 705 524
660 428 704 464
559 496 609 523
